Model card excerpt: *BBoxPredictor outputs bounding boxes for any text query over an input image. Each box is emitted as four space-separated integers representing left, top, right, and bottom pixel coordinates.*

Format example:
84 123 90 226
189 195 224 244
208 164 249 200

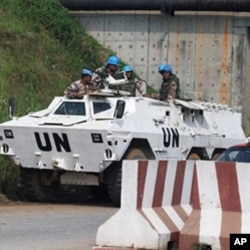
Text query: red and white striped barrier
94 160 195 249
94 160 250 250
179 161 250 250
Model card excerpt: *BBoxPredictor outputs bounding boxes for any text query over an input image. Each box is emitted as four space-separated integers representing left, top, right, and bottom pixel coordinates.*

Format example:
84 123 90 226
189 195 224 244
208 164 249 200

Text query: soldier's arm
92 67 107 89
135 78 147 96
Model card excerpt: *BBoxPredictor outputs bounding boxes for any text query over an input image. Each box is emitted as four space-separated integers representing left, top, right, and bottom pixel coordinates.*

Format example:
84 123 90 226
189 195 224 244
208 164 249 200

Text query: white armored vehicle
0 75 246 205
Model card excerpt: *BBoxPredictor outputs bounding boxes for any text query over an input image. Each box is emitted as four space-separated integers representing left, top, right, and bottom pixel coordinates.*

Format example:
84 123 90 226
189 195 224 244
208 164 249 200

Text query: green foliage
0 0 115 199
12 0 112 69
0 0 114 117
0 157 19 200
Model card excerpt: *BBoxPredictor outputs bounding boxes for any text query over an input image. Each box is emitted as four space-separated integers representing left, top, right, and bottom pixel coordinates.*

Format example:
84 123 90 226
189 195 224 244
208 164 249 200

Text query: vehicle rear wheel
187 153 201 160
125 148 147 160
19 168 59 202
107 148 147 206
211 153 221 160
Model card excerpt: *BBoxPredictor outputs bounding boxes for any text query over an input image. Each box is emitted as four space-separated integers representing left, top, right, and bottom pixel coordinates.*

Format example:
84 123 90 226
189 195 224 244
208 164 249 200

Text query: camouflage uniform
122 77 147 96
159 74 180 101
92 66 123 91
64 79 96 99
91 66 108 89
135 78 147 97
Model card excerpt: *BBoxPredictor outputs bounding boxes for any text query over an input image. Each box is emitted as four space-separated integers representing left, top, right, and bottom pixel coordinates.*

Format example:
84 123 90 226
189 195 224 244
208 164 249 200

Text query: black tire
107 163 122 207
19 168 59 202
90 184 110 202
107 148 147 206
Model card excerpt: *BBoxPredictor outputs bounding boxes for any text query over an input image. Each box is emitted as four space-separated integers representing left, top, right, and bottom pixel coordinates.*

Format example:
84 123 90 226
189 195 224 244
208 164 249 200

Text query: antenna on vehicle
8 97 15 119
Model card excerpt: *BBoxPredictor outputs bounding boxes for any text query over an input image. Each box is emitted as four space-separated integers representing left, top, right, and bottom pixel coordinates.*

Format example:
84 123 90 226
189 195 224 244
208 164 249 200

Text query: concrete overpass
61 0 250 13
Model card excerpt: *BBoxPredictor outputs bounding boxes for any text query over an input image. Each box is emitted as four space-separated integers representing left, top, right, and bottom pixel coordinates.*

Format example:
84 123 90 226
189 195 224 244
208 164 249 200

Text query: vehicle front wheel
19 168 60 202
107 148 147 206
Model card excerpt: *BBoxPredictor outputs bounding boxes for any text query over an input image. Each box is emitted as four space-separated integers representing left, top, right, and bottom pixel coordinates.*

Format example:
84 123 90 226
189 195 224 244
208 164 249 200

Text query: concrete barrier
94 160 195 249
94 160 250 250
179 161 250 250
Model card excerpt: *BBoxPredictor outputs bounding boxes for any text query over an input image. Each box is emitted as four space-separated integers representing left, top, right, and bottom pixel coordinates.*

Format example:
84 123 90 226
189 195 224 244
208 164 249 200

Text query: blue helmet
163 65 173 74
122 65 133 72
106 55 120 66
158 64 166 73
81 68 93 76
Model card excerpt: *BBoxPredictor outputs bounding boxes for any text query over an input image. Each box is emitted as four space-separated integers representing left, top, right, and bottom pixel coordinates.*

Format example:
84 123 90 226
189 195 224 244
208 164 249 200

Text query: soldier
92 55 120 89
64 68 95 99
158 64 180 101
122 65 147 96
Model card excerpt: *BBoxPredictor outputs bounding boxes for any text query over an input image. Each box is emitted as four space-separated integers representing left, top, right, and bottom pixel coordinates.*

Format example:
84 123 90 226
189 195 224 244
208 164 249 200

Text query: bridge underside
60 0 250 13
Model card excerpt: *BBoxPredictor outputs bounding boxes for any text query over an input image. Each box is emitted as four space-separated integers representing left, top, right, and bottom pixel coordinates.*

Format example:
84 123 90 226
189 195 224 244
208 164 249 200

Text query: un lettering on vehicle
34 132 71 152
162 127 179 148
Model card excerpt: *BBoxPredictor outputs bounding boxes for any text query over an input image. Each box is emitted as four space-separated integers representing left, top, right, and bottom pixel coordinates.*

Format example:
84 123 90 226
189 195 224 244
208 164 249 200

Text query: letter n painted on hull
52 133 71 152
162 127 179 148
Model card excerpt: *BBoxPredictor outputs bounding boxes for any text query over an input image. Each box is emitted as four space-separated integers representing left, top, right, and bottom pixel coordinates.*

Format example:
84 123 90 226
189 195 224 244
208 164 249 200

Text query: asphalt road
0 201 118 250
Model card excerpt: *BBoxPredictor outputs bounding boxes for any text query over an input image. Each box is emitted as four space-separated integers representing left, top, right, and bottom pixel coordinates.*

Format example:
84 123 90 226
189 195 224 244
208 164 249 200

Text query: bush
0 157 19 200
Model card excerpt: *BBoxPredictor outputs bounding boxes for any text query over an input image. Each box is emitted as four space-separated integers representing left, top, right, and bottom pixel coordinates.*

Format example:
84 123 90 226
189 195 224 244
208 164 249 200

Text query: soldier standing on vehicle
64 68 95 99
121 65 147 96
147 64 181 101
92 55 120 89
158 64 180 101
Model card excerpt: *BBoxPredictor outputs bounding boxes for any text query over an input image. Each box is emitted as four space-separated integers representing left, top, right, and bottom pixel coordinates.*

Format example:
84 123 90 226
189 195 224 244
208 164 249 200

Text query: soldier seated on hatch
64 68 96 99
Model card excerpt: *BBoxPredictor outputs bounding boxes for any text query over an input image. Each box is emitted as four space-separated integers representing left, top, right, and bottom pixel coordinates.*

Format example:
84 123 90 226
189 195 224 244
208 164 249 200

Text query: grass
0 0 118 199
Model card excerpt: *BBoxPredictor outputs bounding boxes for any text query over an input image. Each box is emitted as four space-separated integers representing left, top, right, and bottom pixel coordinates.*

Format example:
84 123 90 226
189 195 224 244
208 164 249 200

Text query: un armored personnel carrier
0 75 246 205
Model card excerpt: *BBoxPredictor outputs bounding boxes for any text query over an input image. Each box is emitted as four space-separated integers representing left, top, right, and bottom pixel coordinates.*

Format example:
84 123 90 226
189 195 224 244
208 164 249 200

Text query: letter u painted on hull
34 132 71 152
162 127 179 148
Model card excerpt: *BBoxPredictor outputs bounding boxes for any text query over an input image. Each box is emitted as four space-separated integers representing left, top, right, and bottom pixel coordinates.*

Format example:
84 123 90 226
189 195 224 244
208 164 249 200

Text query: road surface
0 200 118 250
